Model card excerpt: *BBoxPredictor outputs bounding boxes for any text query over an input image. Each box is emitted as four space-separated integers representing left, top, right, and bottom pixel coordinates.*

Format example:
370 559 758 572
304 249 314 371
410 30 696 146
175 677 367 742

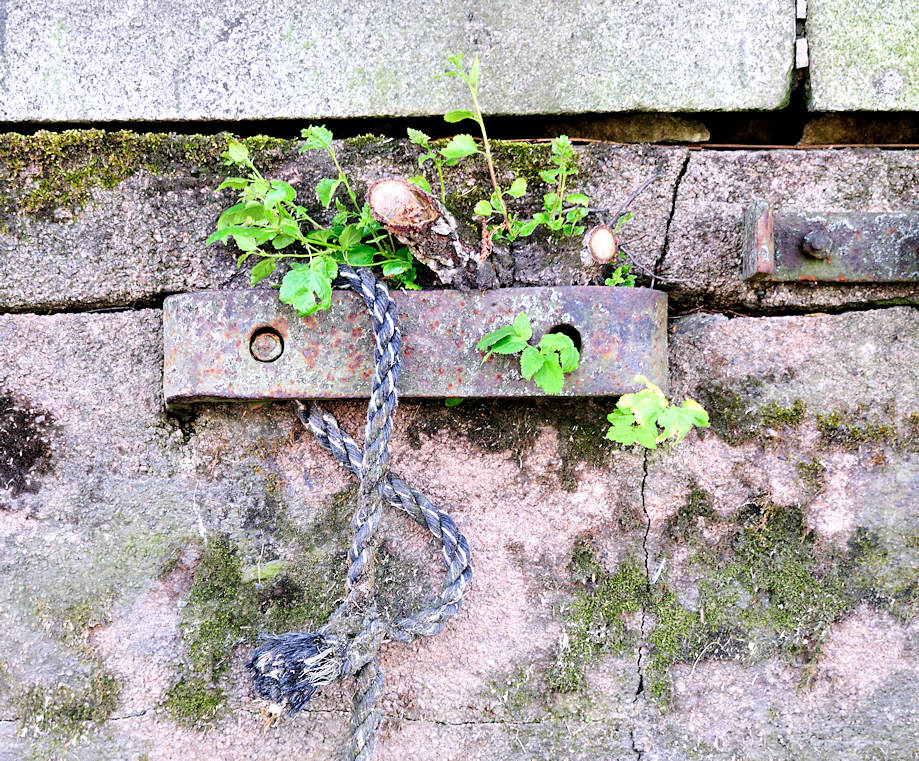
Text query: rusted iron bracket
742 200 919 283
163 286 667 406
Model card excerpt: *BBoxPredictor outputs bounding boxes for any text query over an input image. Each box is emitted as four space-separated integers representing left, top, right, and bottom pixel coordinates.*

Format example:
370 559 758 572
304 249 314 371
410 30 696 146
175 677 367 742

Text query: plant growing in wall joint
206 127 418 317
605 376 710 450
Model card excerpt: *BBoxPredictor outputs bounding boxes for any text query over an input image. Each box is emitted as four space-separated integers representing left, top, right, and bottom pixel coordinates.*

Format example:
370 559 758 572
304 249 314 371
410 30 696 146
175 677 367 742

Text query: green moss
168 487 353 729
796 458 827 494
162 676 225 729
697 379 765 446
816 410 898 450
761 399 807 428
548 538 646 693
345 133 386 148
490 140 554 186
666 484 714 540
551 498 919 708
0 130 293 219
15 667 120 739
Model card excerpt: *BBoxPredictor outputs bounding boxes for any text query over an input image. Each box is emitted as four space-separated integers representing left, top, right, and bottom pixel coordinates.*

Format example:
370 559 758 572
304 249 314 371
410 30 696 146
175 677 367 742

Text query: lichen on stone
0 129 292 219
15 666 120 740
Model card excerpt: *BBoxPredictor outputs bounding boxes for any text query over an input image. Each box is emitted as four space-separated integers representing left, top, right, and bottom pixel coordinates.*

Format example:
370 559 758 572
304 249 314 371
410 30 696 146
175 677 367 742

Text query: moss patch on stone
761 399 807 428
816 410 899 450
167 487 358 728
0 129 292 219
490 140 555 186
15 666 120 739
796 458 827 495
666 483 715 541
162 676 225 730
551 500 919 707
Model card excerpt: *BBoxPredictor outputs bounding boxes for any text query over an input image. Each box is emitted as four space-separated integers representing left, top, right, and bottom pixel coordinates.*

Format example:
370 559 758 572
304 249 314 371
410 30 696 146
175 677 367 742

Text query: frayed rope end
247 631 344 715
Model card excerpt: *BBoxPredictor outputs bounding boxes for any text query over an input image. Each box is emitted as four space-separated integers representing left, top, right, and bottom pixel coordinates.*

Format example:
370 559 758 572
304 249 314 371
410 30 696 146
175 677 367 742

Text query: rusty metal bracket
742 200 919 283
163 286 667 405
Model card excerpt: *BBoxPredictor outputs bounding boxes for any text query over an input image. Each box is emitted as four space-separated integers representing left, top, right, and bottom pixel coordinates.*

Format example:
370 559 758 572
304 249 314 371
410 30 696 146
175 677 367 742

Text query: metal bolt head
802 227 832 259
250 328 284 362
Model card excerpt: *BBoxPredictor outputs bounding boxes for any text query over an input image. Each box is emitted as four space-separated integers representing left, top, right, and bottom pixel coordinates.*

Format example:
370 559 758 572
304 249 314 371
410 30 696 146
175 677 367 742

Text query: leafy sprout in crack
605 376 710 450
207 130 419 317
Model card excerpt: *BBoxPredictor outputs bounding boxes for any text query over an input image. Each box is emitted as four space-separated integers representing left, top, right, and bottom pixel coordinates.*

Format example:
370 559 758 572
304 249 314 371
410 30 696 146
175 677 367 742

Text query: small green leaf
407 128 430 147
566 193 590 207
217 177 250 191
300 125 334 152
249 258 277 285
539 333 579 373
517 219 540 237
468 53 480 91
225 141 249 165
473 200 493 216
444 109 477 124
279 257 338 316
532 357 564 394
444 397 464 407
241 559 288 583
408 175 432 193
271 234 295 250
507 177 527 198
316 178 341 208
612 211 634 234
440 134 479 164
338 223 363 250
539 170 558 184
346 245 376 267
512 312 532 341
520 345 544 379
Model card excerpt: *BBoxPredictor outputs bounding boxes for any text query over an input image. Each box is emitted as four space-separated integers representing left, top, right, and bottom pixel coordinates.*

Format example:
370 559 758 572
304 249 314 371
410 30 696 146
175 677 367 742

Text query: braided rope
248 265 472 761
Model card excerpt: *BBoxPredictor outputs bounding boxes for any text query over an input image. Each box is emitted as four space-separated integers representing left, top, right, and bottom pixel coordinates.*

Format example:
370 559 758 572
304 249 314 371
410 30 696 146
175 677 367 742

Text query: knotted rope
247 265 472 760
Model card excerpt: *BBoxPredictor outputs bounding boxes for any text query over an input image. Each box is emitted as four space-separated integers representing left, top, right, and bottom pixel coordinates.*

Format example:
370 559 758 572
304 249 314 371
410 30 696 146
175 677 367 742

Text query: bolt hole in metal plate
742 200 919 283
162 287 667 406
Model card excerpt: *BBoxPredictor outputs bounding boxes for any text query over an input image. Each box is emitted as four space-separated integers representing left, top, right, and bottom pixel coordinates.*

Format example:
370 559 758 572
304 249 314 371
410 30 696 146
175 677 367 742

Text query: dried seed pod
583 224 620 264
367 177 487 289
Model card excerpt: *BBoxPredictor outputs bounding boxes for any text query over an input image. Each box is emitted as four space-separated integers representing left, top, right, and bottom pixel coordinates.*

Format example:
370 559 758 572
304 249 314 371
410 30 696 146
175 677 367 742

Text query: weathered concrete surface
2 303 917 759
5 132 919 316
660 148 919 311
635 307 919 759
0 309 648 759
0 132 688 312
808 0 919 111
0 1 793 122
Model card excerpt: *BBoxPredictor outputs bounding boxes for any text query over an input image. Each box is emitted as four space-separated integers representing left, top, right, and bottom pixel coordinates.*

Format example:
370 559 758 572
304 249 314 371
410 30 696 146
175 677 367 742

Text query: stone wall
1 131 918 760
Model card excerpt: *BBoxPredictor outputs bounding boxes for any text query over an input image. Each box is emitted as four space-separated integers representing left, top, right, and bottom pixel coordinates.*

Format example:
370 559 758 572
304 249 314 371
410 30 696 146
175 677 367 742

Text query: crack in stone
635 449 651 703
653 151 691 280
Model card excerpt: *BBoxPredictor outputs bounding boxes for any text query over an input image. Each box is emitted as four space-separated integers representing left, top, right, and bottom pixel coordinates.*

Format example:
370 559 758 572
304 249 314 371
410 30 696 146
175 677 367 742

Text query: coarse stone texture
0 1 793 122
0 309 649 760
2 305 918 759
0 132 687 311
808 0 919 111
631 307 919 759
6 132 919 316
660 148 919 311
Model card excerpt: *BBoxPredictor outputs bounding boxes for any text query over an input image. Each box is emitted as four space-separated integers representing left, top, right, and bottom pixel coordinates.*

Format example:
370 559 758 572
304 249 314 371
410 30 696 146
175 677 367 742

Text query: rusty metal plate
742 201 919 283
163 287 668 405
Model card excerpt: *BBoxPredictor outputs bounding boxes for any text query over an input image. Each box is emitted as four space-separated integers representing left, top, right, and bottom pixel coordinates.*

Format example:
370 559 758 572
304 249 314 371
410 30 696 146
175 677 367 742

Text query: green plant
603 213 636 287
438 52 535 243
207 128 418 317
406 128 479 204
477 312 580 394
605 376 710 449
530 136 590 237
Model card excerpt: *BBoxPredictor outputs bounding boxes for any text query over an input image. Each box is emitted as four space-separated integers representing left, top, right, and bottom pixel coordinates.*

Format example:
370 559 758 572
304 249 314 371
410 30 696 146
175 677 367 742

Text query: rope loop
246 265 472 760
